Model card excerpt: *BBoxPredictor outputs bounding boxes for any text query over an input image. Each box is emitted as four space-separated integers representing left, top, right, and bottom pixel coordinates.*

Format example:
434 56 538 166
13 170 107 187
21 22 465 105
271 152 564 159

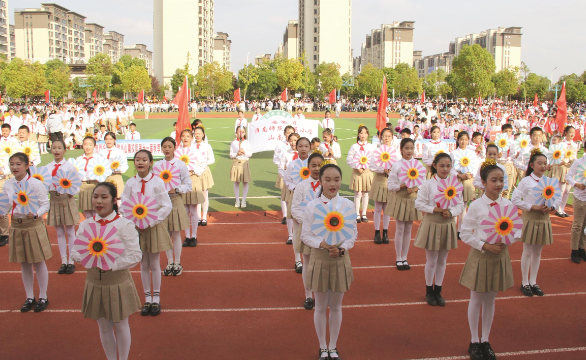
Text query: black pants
50 132 63 142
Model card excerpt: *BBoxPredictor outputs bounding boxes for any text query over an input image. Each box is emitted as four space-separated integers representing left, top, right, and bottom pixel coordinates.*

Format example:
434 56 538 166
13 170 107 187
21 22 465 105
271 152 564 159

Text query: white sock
189 204 198 239
383 213 390 230
202 190 209 221
20 263 34 299
295 252 301 263
302 254 312 299
140 253 152 302
361 192 369 216
97 318 118 360
314 291 329 349
184 205 191 238
521 243 534 286
66 225 76 264
374 201 385 230
457 206 468 231
113 317 131 360
33 261 49 299
402 221 413 261
394 221 406 261
55 226 67 263
481 291 498 343
424 250 439 286
233 182 240 199
328 291 345 353
354 192 361 215
281 200 288 218
165 231 182 264
468 291 483 343
287 218 293 237
528 243 543 284
559 183 570 213
149 252 161 303
242 183 249 202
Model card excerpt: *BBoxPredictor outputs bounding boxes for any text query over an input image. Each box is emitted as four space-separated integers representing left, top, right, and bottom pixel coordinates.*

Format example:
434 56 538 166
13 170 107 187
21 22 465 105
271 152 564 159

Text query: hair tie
530 148 541 156
480 158 496 170
320 160 330 167
312 149 323 155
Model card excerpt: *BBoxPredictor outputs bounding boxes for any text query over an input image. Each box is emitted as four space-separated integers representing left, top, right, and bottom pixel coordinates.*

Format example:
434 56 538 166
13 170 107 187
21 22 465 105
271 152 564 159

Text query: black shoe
286 236 293 245
182 238 190 247
65 264 75 274
304 298 314 310
481 342 496 360
434 285 445 306
426 286 436 306
281 217 287 225
563 213 570 218
328 349 341 360
521 285 534 297
198 220 202 226
468 342 485 360
374 230 382 244
295 261 303 274
382 230 389 244
189 238 197 247
201 220 207 226
530 284 544 296
579 248 586 261
571 250 581 263
34 298 49 312
57 264 67 274
555 211 565 217
396 261 404 271
356 216 361 224
457 232 461 240
141 303 152 316
318 349 329 360
163 262 174 276
361 215 369 223
20 298 36 312
0 235 8 247
150 303 161 316
402 261 411 270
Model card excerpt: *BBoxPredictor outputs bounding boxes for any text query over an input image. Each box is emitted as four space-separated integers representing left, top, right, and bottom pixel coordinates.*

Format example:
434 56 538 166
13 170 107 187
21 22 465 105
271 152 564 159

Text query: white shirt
191 142 215 176
291 177 321 223
251 114 262 122
284 156 308 191
513 143 548 171
2 176 49 217
121 173 172 225
99 146 125 161
46 158 78 192
319 118 335 132
567 157 586 201
387 157 415 191
125 131 141 140
230 139 252 161
72 212 142 271
277 148 295 178
301 194 357 250
4 115 22 135
415 175 465 216
497 138 517 164
422 140 444 166
76 153 103 181
346 142 375 169
473 163 508 191
273 141 290 167
460 195 521 251
512 173 561 212
318 141 341 161
154 158 192 194
294 113 306 121
235 118 248 131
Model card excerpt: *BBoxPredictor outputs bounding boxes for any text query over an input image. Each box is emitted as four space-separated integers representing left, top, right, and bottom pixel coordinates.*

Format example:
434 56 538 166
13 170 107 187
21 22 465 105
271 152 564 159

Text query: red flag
555 82 567 132
92 90 97 102
44 90 50 103
174 76 190 143
543 117 553 135
491 103 495 113
280 88 287 102
421 90 425 103
376 76 389 132
478 95 482 105
137 90 145 104
533 93 538 107
524 109 530 119
234 88 241 103
163 96 168 101
328 89 336 104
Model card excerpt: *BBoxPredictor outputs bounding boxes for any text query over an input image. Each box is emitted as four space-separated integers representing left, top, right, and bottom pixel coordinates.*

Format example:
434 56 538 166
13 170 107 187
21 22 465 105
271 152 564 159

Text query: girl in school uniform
77 136 102 220
422 126 445 180
450 131 480 231
193 126 215 226
47 140 81 275
511 149 559 297
273 126 296 224
460 159 517 360
346 125 375 222
473 143 509 196
284 136 312 274
369 128 395 244
279 133 299 245
158 137 192 276
555 126 579 217
120 150 172 316
301 164 356 360
3 152 51 312
415 152 464 306
385 138 423 270
513 127 548 181
291 151 324 310
566 139 586 263
71 182 142 360
99 132 128 203
37 115 49 154
318 128 341 165
230 126 252 208
179 129 204 248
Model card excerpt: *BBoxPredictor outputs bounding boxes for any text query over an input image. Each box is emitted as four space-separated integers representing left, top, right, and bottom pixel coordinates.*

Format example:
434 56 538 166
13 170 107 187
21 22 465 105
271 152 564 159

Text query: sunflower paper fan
374 145 398 170
73 222 124 271
0 138 21 158
353 150 373 170
290 158 310 185
0 191 13 216
532 177 561 208
87 157 113 182
575 163 586 185
29 166 52 188
120 193 159 229
300 188 319 208
398 159 427 188
434 176 464 209
20 141 40 160
310 197 357 246
494 133 511 152
546 143 564 165
13 180 40 215
430 142 449 159
515 134 530 150
109 155 129 173
52 168 82 195
153 160 181 191
479 204 522 245
174 148 197 171
453 149 479 174
564 148 576 161
67 158 86 174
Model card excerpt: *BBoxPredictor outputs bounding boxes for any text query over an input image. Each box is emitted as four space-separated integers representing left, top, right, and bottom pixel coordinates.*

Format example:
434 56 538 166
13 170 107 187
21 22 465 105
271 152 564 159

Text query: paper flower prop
174 148 197 171
290 158 310 185
300 188 319 208
153 160 181 191
86 157 113 182
434 176 464 209
532 177 561 208
29 166 52 188
515 134 530 150
430 142 449 159
547 143 564 165
310 197 357 246
73 222 124 271
20 141 40 160
564 148 576 161
494 133 510 152
52 168 82 195
374 145 398 170
120 193 159 229
109 155 129 173
398 159 426 188
67 158 85 173
13 180 40 215
575 163 586 185
0 138 21 159
0 191 12 216
479 204 522 245
453 149 479 174
353 150 372 170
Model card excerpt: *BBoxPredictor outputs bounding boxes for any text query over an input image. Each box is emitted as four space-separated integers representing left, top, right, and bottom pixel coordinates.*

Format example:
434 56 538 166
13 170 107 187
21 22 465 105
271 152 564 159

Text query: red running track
0 209 585 359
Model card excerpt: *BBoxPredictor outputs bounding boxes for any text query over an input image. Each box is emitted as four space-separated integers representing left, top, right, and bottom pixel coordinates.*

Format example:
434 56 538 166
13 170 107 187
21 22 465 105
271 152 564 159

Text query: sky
10 0 586 81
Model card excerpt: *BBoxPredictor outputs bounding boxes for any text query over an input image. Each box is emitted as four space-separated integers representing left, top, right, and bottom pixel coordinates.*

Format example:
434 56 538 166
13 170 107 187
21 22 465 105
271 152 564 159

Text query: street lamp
549 66 561 101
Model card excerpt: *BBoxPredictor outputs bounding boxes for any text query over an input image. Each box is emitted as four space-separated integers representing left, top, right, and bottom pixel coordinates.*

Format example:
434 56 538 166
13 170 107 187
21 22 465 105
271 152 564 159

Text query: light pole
549 67 561 101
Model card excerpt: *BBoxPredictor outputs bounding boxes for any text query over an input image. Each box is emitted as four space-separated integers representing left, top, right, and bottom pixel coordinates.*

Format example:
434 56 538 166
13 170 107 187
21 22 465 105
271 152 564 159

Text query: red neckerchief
137 173 154 194
358 142 365 151
131 132 135 139
292 152 299 160
107 150 112 159
431 140 441 144
51 162 62 176
489 202 498 207
94 214 121 226
530 173 541 183
196 143 201 149
310 181 320 191
12 175 31 216
324 143 330 150
83 156 93 171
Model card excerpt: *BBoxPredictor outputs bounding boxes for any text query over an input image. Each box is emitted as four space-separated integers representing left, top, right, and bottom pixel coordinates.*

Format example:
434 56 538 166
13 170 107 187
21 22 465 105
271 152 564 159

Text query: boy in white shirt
125 123 141 140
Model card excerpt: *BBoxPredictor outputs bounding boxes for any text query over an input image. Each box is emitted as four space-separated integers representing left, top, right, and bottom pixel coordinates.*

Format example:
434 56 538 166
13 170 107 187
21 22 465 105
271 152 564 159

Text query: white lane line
406 346 586 360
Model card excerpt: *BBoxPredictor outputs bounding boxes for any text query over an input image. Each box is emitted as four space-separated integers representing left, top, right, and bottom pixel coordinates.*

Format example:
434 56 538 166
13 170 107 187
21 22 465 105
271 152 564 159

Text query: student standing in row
567 139 586 263
77 137 102 220
179 129 203 247
347 125 374 222
369 128 394 244
280 133 299 245
230 127 252 208
422 126 445 180
497 124 516 198
100 133 128 205
450 131 480 232
273 126 296 224
554 126 578 217
318 128 341 165
193 127 215 226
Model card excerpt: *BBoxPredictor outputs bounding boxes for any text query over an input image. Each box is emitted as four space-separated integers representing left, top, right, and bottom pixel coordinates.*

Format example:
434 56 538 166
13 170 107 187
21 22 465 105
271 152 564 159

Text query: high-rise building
103 31 124 63
283 20 299 59
66 11 86 63
255 54 271 65
9 24 15 59
84 23 104 59
355 21 415 73
213 32 231 71
299 0 352 73
154 0 215 88
124 44 154 75
0 0 9 59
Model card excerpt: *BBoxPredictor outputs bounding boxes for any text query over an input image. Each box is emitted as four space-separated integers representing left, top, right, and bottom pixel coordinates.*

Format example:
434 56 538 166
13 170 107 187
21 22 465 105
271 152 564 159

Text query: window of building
314 55 317 60
314 0 318 4
314 37 317 42
314 9 317 14
314 27 317 33
314 18 317 24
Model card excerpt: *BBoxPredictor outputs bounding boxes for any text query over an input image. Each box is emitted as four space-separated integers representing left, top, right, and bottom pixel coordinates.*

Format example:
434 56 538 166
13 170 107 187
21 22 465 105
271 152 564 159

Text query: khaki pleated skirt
306 247 353 293
139 222 172 253
38 135 48 143
201 168 214 191
286 193 294 220
414 212 458 250
9 217 52 263
78 182 97 211
385 188 422 222
281 187 292 202
106 174 124 199
275 174 284 189
549 164 569 183
29 133 38 142
120 117 129 127
166 195 189 232
82 268 141 323
47 192 80 226
293 220 311 255
182 173 205 205
230 159 251 183
459 246 514 293
520 210 553 245
350 168 373 192
369 173 391 203
425 165 433 180
460 177 476 202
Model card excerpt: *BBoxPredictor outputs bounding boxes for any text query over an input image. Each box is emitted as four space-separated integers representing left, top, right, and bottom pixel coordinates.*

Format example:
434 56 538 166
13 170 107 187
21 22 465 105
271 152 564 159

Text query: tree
0 58 46 101
298 52 316 96
275 58 304 91
394 66 422 99
150 75 165 99
340 72 357 98
237 63 259 98
170 53 196 95
381 67 397 98
194 62 233 98
120 65 151 94
356 63 384 98
520 73 550 100
85 53 114 94
249 62 278 99
517 61 531 101
493 68 519 98
315 62 343 95
450 44 496 98
558 74 586 103
43 59 71 99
